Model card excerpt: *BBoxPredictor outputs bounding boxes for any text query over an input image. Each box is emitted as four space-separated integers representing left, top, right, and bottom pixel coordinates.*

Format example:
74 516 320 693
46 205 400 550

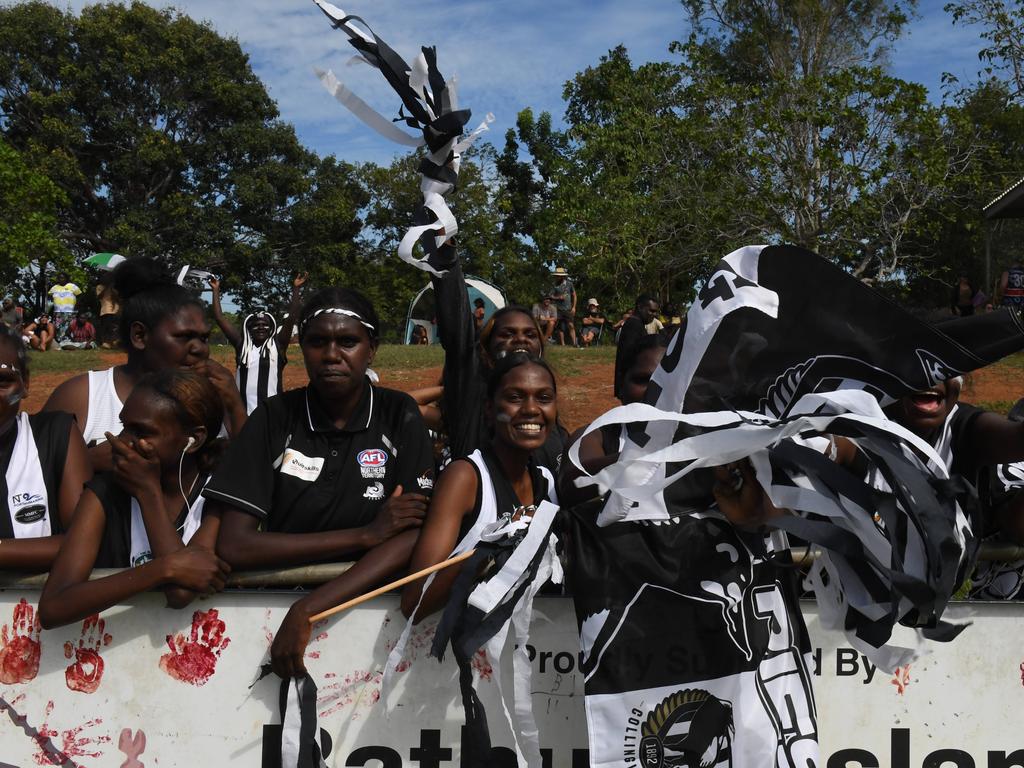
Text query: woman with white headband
208 272 306 414
0 328 91 569
204 287 436 677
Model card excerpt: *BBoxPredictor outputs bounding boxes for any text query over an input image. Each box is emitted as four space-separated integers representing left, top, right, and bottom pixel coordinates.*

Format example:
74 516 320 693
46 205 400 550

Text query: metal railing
0 541 1020 591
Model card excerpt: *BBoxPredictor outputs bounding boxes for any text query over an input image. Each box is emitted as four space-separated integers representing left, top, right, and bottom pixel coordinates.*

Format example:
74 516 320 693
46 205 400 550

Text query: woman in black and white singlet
209 273 305 414
401 353 559 619
39 370 230 629
0 330 91 569
43 258 247 472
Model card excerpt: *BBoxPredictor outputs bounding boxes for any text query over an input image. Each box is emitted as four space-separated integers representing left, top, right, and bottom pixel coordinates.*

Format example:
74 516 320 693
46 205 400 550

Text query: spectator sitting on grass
1 298 23 335
473 297 486 334
62 312 96 350
24 314 56 352
580 298 605 347
532 295 558 342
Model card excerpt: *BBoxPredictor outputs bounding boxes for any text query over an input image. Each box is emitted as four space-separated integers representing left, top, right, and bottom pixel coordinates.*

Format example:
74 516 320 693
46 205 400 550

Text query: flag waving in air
565 244 1024 768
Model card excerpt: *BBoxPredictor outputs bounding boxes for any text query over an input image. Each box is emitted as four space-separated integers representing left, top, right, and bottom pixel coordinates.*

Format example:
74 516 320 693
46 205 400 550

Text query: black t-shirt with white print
203 383 435 535
0 411 73 538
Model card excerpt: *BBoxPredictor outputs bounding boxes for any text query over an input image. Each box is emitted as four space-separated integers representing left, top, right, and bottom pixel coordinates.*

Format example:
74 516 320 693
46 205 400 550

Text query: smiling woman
202 286 437 678
400 353 559 621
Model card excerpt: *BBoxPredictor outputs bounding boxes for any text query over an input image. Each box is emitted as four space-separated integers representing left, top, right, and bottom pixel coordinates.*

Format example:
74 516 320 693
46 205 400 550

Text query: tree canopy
4 0 1024 319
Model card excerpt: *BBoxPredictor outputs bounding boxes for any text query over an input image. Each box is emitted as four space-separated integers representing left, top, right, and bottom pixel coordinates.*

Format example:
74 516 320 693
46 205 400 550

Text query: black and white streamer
571 244 1024 669
382 451 560 768
312 0 493 275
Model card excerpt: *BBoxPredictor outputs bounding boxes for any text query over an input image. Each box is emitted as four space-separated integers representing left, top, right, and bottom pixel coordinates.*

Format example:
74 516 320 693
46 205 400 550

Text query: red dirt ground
21 353 1019 428
22 353 621 433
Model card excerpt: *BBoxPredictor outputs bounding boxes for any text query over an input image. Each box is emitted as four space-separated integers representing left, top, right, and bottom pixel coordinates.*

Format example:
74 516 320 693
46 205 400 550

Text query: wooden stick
308 549 477 623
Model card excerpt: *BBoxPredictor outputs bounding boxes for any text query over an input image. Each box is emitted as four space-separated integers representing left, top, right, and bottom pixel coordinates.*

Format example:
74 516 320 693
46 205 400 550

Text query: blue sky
36 0 993 166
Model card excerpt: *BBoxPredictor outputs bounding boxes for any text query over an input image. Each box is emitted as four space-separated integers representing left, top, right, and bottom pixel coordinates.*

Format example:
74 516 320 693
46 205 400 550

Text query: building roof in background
984 175 1024 219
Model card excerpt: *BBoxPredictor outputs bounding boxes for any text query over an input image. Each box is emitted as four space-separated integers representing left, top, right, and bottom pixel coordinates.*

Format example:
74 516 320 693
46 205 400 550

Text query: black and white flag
312 0 493 275
564 501 817 768
566 244 1024 767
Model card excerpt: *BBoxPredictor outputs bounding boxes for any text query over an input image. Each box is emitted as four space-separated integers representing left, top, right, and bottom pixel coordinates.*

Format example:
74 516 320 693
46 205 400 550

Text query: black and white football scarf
312 0 493 275
3 413 52 539
570 244 1024 667
128 491 205 568
236 312 281 414
383 449 561 768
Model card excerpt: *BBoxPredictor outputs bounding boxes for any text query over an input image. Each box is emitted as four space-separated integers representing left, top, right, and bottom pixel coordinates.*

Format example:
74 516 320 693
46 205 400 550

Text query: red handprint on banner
63 614 112 693
30 700 111 765
0 599 41 684
159 608 230 686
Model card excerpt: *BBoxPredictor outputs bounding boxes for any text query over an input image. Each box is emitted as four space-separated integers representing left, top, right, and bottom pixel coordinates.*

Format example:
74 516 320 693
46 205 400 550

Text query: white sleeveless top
83 368 124 445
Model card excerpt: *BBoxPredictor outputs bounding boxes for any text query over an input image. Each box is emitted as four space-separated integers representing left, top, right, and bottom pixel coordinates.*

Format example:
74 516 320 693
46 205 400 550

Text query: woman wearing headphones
39 371 231 628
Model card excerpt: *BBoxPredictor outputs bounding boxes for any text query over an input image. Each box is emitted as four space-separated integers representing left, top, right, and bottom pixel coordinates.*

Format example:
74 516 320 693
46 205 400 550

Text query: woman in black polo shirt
39 370 230 628
0 329 91 569
204 287 435 678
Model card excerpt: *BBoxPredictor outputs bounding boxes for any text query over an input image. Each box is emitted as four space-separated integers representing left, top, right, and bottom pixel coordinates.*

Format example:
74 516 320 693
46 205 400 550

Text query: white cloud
7 0 989 158
22 0 681 160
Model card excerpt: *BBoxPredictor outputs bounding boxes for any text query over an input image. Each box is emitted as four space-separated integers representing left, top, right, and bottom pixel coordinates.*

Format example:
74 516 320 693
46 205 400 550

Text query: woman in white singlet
0 330 91 569
39 370 230 628
43 258 247 472
400 353 559 619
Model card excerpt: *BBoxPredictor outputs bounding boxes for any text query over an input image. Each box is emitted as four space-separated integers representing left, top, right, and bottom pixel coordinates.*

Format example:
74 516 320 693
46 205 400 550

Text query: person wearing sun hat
580 297 605 347
549 266 577 346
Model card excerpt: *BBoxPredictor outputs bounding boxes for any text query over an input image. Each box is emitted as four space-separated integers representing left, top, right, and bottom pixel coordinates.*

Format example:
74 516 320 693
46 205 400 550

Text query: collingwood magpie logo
628 688 734 768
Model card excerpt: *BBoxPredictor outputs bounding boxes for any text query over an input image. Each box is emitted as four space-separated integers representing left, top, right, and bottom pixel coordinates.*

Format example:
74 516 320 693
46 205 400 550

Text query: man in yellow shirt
48 271 82 343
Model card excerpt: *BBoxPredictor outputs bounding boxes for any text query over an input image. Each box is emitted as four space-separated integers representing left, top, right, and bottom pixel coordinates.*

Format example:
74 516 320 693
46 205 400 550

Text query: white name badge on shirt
280 449 324 482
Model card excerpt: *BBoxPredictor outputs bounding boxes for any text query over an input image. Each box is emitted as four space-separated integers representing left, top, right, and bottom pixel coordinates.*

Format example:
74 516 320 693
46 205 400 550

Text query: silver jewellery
300 307 375 333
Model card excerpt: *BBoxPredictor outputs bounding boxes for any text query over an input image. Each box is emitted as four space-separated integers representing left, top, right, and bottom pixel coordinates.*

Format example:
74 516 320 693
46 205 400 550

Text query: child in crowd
39 371 230 628
208 273 306 414
203 287 436 678
0 330 91 569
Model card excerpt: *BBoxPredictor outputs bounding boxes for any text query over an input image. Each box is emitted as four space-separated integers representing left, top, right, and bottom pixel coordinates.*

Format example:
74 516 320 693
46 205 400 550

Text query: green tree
675 0 966 282
0 137 70 294
0 1 335 297
946 0 1024 100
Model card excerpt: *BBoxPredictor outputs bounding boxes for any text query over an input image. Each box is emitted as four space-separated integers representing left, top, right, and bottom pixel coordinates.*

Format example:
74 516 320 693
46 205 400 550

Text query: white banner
0 590 1020 767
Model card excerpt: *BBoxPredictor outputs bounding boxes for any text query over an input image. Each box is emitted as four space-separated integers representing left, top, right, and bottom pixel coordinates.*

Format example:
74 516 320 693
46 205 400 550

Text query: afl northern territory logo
630 688 734 768
357 448 388 479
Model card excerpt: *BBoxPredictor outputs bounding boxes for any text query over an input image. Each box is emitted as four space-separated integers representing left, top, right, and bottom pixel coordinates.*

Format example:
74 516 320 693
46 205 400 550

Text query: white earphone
179 436 198 503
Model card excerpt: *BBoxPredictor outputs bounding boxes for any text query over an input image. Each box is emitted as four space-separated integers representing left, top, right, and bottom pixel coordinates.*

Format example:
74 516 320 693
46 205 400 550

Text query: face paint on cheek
5 391 24 406
495 413 512 423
